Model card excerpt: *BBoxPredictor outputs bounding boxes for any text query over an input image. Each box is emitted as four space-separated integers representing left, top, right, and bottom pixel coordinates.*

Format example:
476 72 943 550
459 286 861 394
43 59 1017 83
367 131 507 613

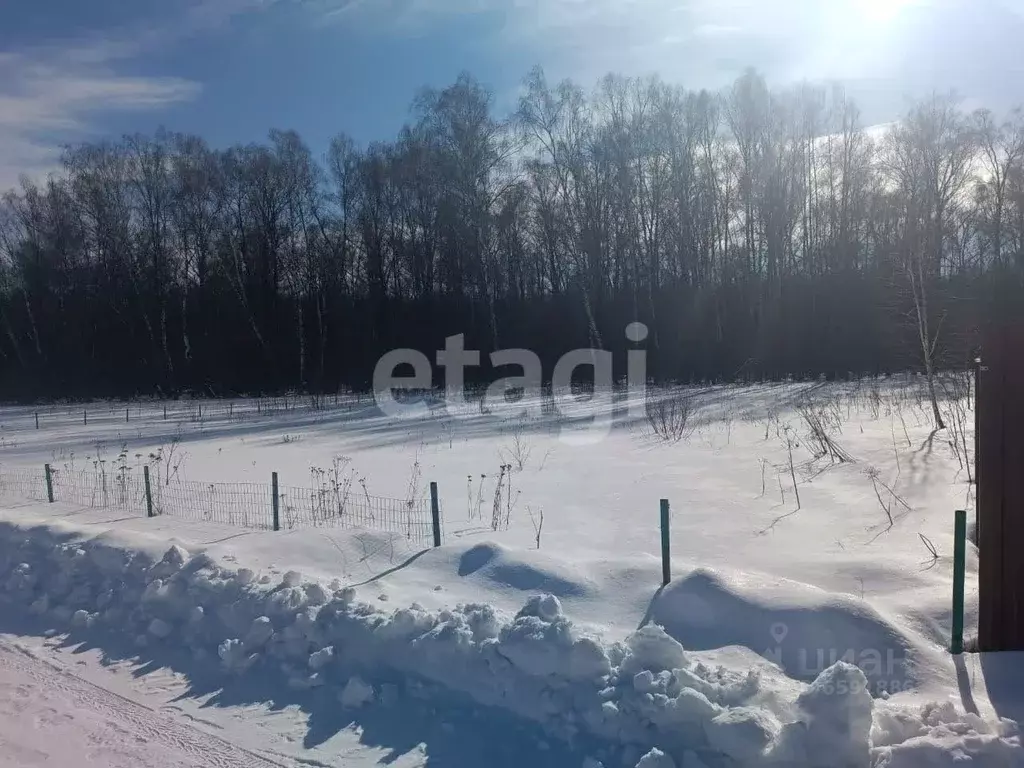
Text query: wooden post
952 510 967 654
660 499 671 586
144 466 154 518
126 406 129 422
974 357 982 546
83 409 87 426
974 357 981 488
44 464 53 503
430 482 442 548
163 405 167 420
272 472 280 532
978 325 1024 651
34 412 38 430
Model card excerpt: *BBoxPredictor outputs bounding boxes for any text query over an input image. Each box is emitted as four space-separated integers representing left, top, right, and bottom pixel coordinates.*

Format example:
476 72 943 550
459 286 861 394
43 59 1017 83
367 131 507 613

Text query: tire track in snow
0 638 286 767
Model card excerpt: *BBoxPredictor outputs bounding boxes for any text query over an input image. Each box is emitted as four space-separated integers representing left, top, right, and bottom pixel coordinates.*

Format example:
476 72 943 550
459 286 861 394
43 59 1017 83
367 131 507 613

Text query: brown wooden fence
977 324 1024 651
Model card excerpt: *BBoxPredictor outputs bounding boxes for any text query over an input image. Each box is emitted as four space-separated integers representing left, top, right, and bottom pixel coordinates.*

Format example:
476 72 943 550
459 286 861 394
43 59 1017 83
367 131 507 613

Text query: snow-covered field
0 379 1020 767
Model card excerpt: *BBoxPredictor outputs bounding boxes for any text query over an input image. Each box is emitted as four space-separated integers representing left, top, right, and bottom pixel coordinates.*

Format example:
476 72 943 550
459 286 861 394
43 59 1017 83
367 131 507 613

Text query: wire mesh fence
149 479 273 529
280 485 437 542
0 465 439 546
50 469 147 510
0 467 48 503
17 391 378 431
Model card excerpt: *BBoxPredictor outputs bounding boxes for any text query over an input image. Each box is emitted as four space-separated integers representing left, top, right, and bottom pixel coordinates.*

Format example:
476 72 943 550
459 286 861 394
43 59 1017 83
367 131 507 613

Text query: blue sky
2 0 1023 189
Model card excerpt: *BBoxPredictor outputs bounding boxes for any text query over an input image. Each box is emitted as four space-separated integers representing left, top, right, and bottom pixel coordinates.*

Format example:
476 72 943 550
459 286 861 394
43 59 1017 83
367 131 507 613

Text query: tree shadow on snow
5 381 841 467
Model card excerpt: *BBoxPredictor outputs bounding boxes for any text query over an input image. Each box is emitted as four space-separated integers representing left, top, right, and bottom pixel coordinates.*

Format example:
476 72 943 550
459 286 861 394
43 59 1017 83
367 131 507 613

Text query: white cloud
4 0 1022 192
323 0 878 88
485 0 910 87
335 0 1024 124
0 0 288 191
0 46 200 191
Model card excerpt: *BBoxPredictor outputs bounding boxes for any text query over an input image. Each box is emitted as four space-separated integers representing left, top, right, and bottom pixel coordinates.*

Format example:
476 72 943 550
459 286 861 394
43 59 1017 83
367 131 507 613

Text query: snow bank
648 568 935 692
0 521 1016 768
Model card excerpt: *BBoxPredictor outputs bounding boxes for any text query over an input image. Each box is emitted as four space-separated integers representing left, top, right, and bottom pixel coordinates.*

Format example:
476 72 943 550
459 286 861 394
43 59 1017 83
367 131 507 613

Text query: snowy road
0 639 282 768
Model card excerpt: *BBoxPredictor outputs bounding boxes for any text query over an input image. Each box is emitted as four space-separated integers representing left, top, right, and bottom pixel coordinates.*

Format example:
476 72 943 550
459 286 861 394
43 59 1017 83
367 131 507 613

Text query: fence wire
21 391 375 430
150 480 273 530
0 467 48 503
281 485 435 542
50 469 146 510
0 466 437 545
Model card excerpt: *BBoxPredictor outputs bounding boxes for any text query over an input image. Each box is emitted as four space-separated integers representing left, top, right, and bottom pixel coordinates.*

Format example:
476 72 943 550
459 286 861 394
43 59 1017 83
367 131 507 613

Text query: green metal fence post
660 498 671 586
272 472 280 532
144 465 154 518
44 464 53 503
952 509 967 654
430 482 442 547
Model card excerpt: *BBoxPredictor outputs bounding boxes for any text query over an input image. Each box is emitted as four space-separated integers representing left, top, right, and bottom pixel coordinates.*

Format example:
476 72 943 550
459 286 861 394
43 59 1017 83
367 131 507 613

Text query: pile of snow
0 522 1017 768
647 568 941 693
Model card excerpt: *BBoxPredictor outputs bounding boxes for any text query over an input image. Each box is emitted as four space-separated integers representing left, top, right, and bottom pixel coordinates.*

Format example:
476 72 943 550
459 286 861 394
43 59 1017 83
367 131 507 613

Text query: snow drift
647 568 944 693
0 519 1017 768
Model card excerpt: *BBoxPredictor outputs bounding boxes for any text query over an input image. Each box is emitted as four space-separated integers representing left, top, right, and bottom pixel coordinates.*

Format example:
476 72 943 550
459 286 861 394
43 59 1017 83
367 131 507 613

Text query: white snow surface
0 380 1020 767
0 635 279 767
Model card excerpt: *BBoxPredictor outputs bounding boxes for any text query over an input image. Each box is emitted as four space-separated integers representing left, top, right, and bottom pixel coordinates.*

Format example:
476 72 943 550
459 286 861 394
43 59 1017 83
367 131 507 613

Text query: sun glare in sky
855 0 915 25
805 0 923 79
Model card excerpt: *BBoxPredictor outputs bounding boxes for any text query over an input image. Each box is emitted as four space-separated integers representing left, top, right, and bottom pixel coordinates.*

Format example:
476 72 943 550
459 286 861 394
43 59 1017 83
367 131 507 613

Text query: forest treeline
0 67 1022 400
